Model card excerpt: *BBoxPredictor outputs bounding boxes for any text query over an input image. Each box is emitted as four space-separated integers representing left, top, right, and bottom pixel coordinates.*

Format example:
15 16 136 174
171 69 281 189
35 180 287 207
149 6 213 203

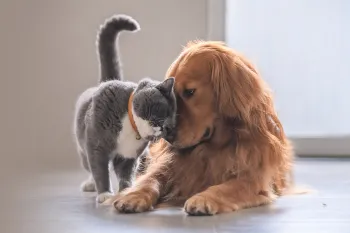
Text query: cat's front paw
96 192 114 204
80 177 96 192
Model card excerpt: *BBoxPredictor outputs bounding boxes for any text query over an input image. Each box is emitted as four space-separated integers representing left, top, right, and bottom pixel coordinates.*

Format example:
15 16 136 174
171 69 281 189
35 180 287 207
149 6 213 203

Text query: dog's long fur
111 41 294 215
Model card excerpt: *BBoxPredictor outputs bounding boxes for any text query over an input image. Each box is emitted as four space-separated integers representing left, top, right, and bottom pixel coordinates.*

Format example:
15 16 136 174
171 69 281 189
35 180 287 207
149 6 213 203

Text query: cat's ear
156 77 175 97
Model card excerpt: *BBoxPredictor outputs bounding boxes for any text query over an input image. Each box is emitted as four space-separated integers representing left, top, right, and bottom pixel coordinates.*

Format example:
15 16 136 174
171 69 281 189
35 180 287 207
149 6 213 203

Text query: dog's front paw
96 192 114 204
184 195 238 216
184 195 219 216
113 192 153 213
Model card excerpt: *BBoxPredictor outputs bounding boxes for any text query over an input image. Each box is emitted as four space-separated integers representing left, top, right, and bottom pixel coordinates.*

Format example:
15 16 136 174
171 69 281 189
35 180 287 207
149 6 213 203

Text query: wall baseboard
291 137 350 156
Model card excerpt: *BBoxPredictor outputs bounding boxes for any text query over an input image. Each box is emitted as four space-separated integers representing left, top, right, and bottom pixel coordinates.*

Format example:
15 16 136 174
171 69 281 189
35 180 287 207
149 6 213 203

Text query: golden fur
111 41 294 215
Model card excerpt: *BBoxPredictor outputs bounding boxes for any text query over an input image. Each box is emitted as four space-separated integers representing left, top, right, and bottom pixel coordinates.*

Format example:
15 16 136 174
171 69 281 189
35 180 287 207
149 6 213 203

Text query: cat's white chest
116 115 146 158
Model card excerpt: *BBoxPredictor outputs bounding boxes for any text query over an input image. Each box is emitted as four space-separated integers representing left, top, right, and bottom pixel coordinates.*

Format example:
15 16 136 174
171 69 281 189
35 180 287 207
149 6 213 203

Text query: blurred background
224 0 350 157
0 0 210 172
0 0 349 232
0 0 349 177
1 0 349 177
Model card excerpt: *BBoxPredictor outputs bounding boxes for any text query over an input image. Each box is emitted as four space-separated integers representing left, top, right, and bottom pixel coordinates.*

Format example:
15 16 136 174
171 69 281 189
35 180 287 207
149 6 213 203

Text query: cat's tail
97 14 140 82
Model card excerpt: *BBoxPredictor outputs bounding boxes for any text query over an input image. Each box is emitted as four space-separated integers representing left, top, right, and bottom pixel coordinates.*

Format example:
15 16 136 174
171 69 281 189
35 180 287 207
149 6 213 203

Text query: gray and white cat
73 15 177 203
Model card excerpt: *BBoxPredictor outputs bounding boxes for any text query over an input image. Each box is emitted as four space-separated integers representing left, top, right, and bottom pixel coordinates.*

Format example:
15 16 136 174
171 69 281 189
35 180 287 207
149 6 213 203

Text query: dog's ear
211 51 266 120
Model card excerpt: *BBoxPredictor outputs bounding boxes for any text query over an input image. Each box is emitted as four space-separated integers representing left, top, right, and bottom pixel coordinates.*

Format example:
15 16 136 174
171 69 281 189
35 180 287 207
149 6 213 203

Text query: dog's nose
164 126 176 144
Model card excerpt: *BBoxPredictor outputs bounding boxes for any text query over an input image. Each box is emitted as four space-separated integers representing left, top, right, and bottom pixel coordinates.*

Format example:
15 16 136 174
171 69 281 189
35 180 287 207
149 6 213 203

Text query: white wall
225 0 350 138
0 0 208 169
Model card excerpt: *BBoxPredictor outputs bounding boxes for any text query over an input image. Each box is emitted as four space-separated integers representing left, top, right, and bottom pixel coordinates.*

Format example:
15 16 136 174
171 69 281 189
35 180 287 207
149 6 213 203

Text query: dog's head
166 41 271 150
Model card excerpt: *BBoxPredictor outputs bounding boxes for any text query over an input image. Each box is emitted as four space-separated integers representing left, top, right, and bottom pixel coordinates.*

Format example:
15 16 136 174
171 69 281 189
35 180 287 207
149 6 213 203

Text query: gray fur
97 14 140 82
73 15 176 203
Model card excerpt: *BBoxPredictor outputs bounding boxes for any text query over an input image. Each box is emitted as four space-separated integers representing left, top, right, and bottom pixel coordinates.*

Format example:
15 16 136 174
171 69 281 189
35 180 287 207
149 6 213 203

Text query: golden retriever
111 40 293 215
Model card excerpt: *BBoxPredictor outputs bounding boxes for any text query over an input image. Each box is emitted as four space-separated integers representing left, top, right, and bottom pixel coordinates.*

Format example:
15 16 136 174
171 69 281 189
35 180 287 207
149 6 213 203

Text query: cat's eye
183 89 196 98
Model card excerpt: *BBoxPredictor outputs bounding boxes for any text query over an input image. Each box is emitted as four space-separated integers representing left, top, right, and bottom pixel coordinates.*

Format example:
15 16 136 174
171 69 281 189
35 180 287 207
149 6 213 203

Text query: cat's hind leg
113 156 137 192
80 175 96 192
79 150 96 192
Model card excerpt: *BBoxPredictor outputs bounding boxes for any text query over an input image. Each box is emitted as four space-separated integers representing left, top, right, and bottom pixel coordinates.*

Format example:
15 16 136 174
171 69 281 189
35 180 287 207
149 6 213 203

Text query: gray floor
2 158 350 233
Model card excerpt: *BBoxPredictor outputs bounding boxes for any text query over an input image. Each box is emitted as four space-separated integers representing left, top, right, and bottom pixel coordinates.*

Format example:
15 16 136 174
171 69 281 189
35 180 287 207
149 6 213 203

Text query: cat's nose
164 126 176 144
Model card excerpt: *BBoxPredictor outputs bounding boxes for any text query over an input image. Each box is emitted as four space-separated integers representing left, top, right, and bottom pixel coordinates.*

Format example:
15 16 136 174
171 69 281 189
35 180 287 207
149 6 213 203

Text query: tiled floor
2 158 350 233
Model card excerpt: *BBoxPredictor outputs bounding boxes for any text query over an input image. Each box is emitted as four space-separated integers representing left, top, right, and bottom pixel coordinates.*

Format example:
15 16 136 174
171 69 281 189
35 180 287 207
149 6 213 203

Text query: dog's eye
183 89 196 98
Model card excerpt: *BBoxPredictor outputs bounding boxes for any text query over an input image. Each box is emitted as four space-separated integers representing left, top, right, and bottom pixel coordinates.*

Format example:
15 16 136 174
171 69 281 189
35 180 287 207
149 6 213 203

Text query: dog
110 40 294 215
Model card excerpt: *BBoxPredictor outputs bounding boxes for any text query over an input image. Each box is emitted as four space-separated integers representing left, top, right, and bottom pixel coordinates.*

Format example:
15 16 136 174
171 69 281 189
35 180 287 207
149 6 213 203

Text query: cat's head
132 77 176 143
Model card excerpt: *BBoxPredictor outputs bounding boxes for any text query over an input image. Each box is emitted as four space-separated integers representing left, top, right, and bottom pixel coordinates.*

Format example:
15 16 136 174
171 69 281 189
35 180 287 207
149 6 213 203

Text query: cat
73 14 177 203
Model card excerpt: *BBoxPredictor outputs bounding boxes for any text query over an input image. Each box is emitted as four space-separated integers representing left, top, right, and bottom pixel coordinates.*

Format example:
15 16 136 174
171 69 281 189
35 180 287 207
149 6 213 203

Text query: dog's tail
279 169 314 196
97 14 140 82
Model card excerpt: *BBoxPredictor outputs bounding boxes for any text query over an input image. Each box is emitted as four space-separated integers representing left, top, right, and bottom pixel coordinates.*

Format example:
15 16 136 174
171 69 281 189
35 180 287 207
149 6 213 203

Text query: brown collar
128 92 141 140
